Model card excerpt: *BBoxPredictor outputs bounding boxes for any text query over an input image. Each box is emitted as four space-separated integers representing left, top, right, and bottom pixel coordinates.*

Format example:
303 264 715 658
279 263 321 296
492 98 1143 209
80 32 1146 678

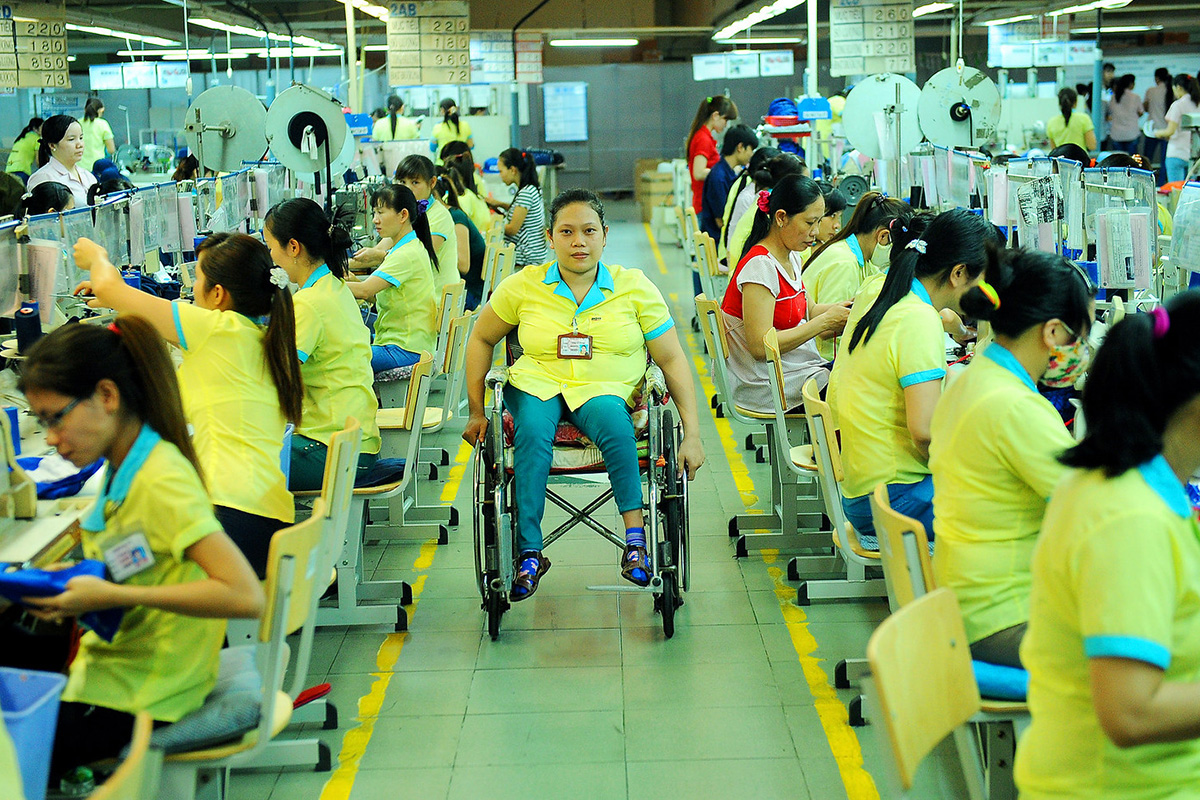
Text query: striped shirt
505 184 549 266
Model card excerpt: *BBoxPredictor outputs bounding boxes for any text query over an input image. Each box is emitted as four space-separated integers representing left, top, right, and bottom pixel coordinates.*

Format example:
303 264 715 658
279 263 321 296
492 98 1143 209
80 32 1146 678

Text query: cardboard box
634 158 665 200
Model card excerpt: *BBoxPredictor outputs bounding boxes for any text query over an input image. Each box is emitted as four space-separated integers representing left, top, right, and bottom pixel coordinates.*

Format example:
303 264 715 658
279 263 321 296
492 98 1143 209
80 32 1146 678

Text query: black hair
1175 73 1200 105
440 97 460 135
848 209 996 352
433 165 461 211
1048 143 1090 165
18 181 73 217
752 152 805 192
961 247 1094 340
806 191 911 268
1058 87 1078 126
15 117 42 143
818 181 847 219
37 115 78 168
172 154 200 182
1113 74 1135 104
440 141 478 193
87 177 135 205
370 183 438 272
1102 62 1115 72
549 188 606 230
719 147 780 253
84 97 104 122
196 232 304 425
394 154 436 184
498 148 538 190
740 175 823 265
1098 152 1139 169
1155 67 1172 84
264 197 355 280
686 95 738 151
386 94 405 138
1062 290 1200 476
370 107 387 121
720 124 758 157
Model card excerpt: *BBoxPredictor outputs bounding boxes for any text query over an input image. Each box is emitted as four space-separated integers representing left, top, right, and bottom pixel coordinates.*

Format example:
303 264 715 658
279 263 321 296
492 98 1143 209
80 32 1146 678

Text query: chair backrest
90 713 161 800
871 482 935 612
693 231 717 301
699 230 721 278
442 313 470 376
801 377 866 562
867 588 983 792
695 294 735 407
492 241 516 289
402 351 435 431
674 205 695 262
433 280 465 372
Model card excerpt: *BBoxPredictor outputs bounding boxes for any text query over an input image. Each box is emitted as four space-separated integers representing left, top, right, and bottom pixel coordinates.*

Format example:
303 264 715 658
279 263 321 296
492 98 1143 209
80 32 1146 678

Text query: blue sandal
621 545 651 587
510 551 550 602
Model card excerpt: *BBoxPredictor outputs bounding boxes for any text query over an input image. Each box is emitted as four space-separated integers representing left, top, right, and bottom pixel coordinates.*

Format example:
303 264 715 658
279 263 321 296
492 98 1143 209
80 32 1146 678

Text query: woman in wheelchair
463 188 705 600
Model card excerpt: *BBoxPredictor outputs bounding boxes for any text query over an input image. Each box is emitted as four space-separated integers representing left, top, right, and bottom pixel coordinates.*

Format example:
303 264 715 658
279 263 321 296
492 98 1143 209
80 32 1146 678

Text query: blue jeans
372 343 420 373
1166 157 1190 184
842 474 934 538
1110 139 1138 155
505 386 643 553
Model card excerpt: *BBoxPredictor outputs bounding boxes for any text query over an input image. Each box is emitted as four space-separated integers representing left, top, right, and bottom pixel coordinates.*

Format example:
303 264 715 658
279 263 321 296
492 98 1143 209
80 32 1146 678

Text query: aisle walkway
226 202 958 800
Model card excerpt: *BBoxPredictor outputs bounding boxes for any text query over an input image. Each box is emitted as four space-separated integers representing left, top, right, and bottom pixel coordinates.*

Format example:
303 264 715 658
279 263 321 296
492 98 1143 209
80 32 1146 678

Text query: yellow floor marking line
648 226 879 800
643 222 670 275
320 440 473 800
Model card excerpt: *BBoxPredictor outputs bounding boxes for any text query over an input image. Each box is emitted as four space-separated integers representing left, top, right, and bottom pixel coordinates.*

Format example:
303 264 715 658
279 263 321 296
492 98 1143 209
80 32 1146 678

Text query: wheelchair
473 364 690 640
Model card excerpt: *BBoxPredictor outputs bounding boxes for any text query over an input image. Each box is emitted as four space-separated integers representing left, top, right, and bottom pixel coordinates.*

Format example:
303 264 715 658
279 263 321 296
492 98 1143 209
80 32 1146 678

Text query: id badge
557 332 593 360
103 532 156 583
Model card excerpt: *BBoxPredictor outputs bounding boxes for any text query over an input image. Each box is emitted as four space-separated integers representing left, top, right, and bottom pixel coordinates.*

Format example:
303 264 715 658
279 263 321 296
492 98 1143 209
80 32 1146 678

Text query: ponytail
434 166 462 211
499 148 538 190
739 175 823 265
805 191 911 268
723 147 780 252
19 316 204 484
848 209 996 353
1175 73 1200 105
196 232 304 426
686 95 738 151
960 247 1095 337
386 94 403 138
1058 87 1077 125
440 141 479 193
265 197 354 279
371 183 439 272
1061 291 1200 476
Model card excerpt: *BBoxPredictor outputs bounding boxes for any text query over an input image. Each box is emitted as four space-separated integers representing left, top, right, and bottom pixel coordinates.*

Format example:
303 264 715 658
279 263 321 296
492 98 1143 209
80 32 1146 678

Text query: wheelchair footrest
586 582 661 594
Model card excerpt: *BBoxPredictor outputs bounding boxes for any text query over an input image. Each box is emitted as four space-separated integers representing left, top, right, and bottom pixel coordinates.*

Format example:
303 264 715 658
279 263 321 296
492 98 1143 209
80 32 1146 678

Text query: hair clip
1150 306 1170 339
106 322 121 335
756 190 771 213
905 239 927 254
706 96 713 104
268 267 290 289
416 198 431 214
977 279 1001 310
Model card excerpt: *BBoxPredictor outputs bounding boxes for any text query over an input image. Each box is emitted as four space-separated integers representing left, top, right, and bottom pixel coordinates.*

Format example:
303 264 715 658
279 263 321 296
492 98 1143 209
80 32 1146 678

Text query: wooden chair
866 588 988 799
158 503 328 799
694 300 824 556
694 229 728 303
91 713 161 800
376 279 463 412
794 376 887 604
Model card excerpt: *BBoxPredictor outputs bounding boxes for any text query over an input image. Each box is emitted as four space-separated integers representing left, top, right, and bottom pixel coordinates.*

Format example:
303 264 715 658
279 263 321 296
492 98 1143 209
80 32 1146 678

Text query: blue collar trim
81 425 162 532
846 236 865 268
981 343 1038 393
301 264 330 291
543 261 615 313
911 279 933 306
1137 455 1193 519
387 231 417 256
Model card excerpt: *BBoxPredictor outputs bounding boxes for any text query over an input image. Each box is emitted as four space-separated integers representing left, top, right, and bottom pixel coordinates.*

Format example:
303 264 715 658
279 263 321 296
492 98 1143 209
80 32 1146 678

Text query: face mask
869 240 892 268
1042 329 1092 388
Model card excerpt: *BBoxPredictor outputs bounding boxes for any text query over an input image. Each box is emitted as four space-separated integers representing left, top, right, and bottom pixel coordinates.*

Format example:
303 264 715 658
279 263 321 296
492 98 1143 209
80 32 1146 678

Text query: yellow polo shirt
825 269 887 422
929 343 1073 644
172 302 294 524
489 260 675 410
727 206 757 271
372 115 418 141
432 119 472 155
294 265 381 453
1046 110 1095 150
459 188 494 235
803 237 877 361
425 198 460 288
831 279 946 499
1016 456 1200 799
66 425 225 722
372 232 438 354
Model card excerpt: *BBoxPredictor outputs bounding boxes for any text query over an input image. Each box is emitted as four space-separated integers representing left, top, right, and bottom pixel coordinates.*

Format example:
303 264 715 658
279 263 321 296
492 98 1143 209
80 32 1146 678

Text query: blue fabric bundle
0 560 124 642
16 456 103 499
972 660 1029 701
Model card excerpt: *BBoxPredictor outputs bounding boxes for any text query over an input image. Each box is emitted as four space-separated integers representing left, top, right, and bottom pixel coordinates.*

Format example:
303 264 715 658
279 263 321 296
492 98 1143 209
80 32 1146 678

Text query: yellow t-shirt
727 207 757 272
1016 456 1200 799
928 343 1073 644
831 279 946 499
803 237 879 361
425 198 459 288
81 117 113 169
172 302 294 523
432 119 472 155
0 716 23 800
460 188 494 235
372 232 438 354
67 426 225 722
294 266 381 453
5 133 38 175
372 115 418 141
489 261 675 411
826 270 888 421
1046 111 1095 150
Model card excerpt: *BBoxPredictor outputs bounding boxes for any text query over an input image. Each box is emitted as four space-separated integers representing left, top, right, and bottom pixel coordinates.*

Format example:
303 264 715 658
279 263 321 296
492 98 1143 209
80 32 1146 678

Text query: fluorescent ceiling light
1069 24 1164 33
160 47 342 60
913 2 954 17
66 22 180 47
549 38 638 47
977 13 1037 26
335 0 389 22
1048 0 1131 15
713 0 806 40
715 36 802 43
188 17 339 50
363 44 388 52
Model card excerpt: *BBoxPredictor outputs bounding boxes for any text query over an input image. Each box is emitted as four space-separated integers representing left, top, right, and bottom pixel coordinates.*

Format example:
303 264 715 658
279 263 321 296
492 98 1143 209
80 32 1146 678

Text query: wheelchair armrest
485 368 509 391
644 363 669 403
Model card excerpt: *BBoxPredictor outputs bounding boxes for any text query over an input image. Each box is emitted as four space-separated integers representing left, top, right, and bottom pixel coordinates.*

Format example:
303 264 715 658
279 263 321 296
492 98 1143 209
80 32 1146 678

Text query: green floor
225 201 961 800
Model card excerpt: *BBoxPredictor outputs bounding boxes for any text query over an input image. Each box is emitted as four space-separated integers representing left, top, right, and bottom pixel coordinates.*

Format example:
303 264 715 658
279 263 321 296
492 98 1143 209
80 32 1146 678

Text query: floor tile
475 628 623 669
502 592 621 630
361 714 466 768
349 767 453 800
625 703 796 761
619 588 757 627
409 596 487 633
456 710 626 765
623 659 782 709
446 762 627 800
466 666 623 714
626 758 810 800
619 623 770 667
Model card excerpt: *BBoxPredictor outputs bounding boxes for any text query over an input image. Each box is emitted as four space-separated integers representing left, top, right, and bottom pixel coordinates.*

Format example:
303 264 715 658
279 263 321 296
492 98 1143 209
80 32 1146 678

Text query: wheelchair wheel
472 445 488 600
659 410 689 593
659 573 680 639
486 588 507 641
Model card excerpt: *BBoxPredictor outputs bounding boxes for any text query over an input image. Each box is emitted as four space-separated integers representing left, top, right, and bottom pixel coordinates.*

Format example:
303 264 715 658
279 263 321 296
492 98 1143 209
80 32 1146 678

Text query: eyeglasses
36 396 83 430
1056 321 1092 353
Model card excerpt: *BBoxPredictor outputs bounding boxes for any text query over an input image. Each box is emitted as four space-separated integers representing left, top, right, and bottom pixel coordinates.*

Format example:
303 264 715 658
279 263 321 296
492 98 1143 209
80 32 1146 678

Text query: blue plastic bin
0 667 67 800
